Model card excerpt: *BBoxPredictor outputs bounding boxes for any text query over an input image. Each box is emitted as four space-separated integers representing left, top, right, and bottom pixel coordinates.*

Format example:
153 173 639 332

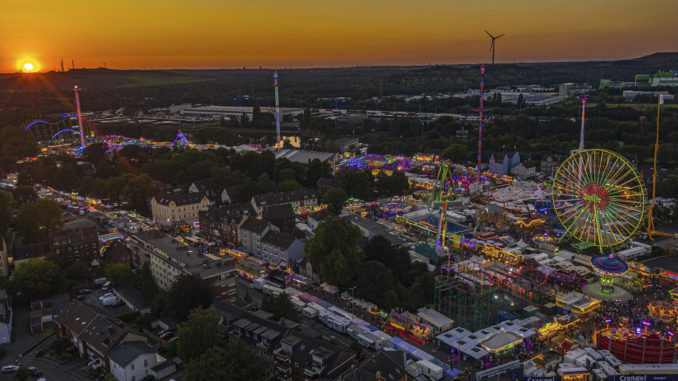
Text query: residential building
48 227 100 261
108 341 158 381
262 204 296 231
273 333 355 381
342 350 407 381
239 217 271 257
199 203 252 247
488 152 521 175
188 180 231 204
511 161 537 179
54 301 99 349
113 287 151 315
54 301 149 373
150 191 210 224
78 314 141 370
215 301 287 357
261 231 304 267
130 230 237 300
10 235 47 270
103 244 134 266
251 189 318 216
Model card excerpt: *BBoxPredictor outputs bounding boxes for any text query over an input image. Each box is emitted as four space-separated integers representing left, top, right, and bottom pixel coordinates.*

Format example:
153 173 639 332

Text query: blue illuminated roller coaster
22 114 90 143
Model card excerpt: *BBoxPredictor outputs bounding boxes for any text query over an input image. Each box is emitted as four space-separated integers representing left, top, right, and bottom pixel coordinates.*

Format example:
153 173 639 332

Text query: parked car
29 366 42 377
75 295 85 301
78 289 93 295
101 297 121 306
160 331 174 340
1 365 19 373
98 293 114 301
101 281 111 291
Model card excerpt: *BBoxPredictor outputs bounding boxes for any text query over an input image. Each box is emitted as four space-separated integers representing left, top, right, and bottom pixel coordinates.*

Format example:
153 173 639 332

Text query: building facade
48 227 100 261
131 230 237 301
198 203 251 247
239 217 271 257
488 152 521 175
251 189 318 216
260 231 304 267
150 191 210 224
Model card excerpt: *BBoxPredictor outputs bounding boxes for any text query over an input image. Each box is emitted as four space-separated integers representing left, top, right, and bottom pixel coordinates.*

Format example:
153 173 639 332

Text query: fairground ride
552 148 645 294
647 96 678 240
429 163 458 259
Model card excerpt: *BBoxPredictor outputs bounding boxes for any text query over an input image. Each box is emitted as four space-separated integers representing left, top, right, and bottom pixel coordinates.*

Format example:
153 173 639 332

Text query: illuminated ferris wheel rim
551 148 645 249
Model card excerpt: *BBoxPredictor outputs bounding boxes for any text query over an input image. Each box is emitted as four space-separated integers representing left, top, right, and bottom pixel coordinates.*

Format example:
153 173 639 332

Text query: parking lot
77 288 131 316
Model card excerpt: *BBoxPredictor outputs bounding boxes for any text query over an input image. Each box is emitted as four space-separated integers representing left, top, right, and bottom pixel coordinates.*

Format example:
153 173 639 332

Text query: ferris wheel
552 149 645 251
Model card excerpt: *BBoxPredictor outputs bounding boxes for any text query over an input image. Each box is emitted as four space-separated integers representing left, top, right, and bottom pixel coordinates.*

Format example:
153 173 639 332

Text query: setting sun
23 62 34 72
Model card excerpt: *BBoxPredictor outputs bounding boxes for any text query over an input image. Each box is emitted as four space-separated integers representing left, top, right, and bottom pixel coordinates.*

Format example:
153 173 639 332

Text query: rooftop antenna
60 58 64 73
484 30 505 64
71 59 75 70
274 70 281 148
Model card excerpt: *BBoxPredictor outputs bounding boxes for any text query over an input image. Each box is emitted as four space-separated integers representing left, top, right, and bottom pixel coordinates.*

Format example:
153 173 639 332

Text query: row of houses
54 301 174 381
199 189 320 267
150 180 324 226
213 300 408 381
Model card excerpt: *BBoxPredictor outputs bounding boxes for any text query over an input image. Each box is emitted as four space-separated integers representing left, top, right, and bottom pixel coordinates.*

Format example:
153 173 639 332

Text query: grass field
118 72 209 88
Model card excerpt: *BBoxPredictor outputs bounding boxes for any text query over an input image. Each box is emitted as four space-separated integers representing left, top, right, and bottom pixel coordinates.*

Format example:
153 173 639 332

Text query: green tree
340 171 372 200
12 185 37 204
82 143 107 164
177 307 219 362
105 263 136 287
277 179 302 192
265 293 299 322
11 258 64 300
441 143 467 163
304 217 363 289
322 188 348 214
14 199 63 243
185 341 266 381
79 176 96 196
167 274 214 320
46 248 73 270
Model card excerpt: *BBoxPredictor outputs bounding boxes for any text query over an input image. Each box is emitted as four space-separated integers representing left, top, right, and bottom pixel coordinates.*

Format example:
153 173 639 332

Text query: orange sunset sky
2 0 677 73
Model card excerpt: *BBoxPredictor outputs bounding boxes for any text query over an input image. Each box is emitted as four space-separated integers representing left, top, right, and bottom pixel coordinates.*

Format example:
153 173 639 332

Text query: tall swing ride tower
431 163 498 330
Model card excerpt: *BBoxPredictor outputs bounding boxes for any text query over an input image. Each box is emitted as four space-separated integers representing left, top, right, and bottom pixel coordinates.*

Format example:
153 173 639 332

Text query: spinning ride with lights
553 149 645 294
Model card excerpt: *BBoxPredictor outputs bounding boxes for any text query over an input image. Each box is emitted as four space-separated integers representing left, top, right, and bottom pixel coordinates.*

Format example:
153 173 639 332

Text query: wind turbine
485 30 505 64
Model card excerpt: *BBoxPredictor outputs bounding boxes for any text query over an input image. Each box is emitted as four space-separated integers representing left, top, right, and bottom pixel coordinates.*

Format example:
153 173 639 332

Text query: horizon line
3 51 677 75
